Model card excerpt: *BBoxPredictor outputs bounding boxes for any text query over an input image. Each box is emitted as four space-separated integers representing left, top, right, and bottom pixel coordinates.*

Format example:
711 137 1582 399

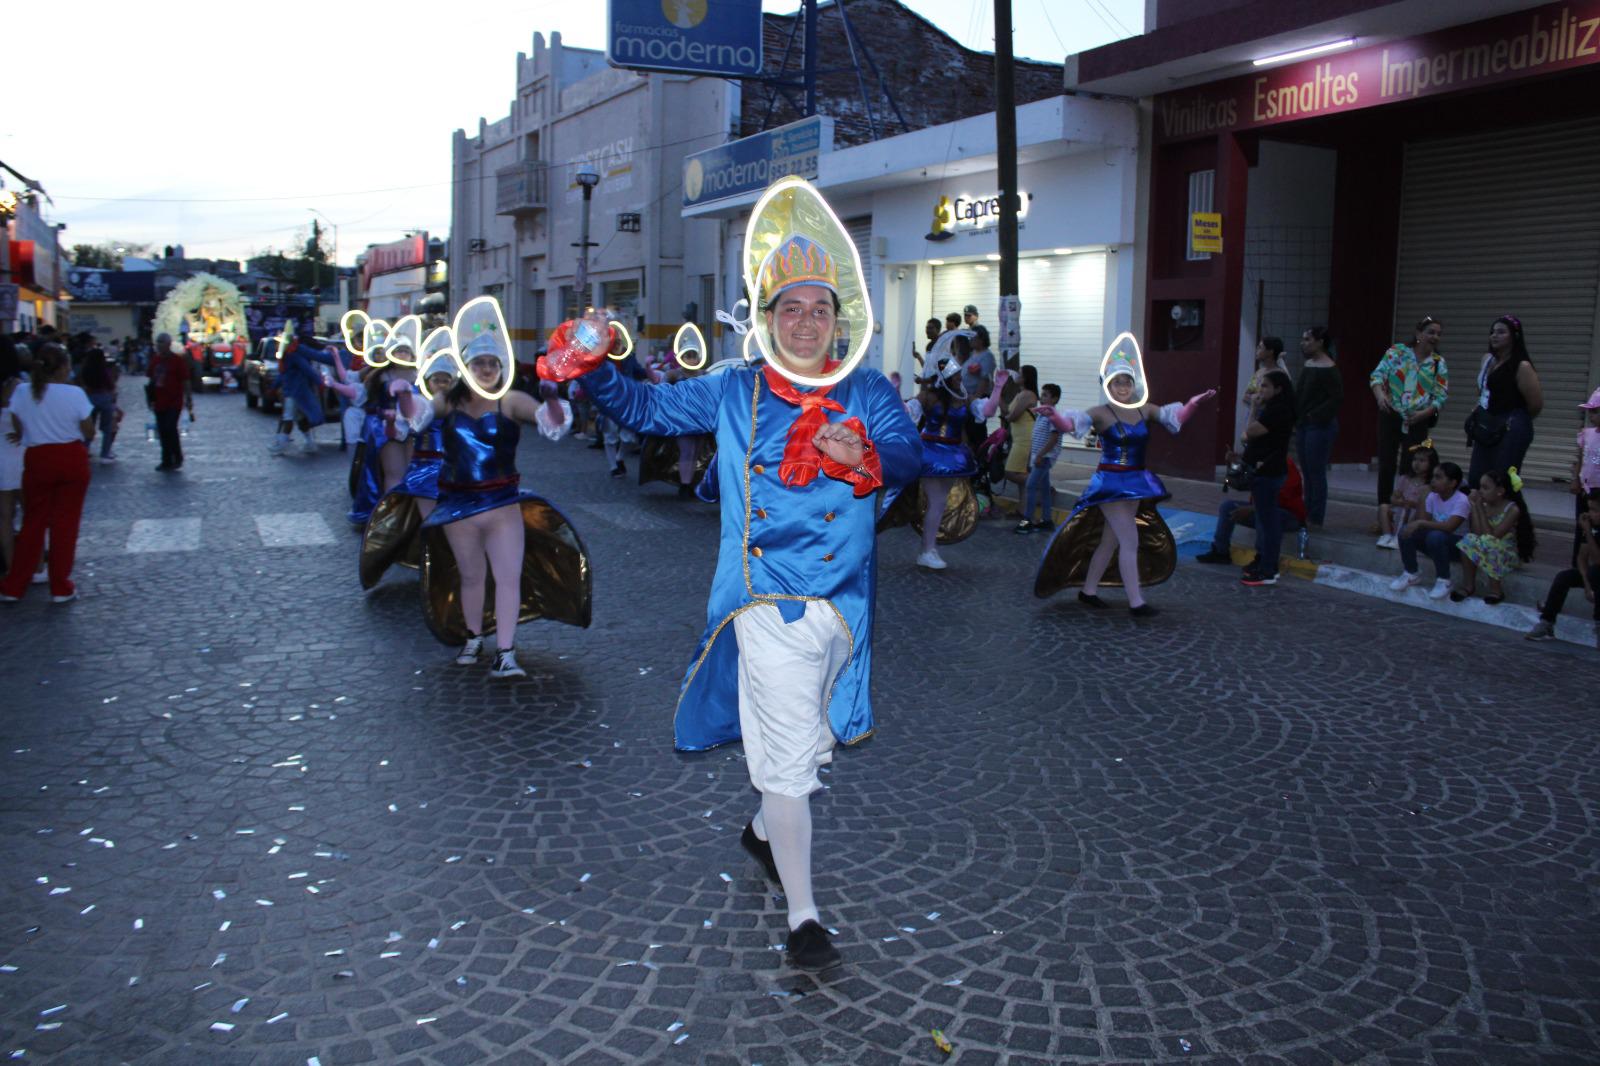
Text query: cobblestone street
2 385 1596 1066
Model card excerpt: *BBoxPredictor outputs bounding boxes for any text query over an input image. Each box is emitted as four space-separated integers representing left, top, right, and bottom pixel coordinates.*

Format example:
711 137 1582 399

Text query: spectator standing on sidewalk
1241 336 1286 418
79 346 122 465
1526 488 1600 644
1465 315 1543 489
1016 383 1062 533
1389 460 1469 600
1239 369 1297 587
1370 317 1447 511
0 345 95 604
1294 326 1342 528
147 334 192 471
1570 389 1600 565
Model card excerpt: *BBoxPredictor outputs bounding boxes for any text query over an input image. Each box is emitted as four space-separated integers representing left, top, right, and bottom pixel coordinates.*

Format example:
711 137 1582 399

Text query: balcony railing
496 162 548 216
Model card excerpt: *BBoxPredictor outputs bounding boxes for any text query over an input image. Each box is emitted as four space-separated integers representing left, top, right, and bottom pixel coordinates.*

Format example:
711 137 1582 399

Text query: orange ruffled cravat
761 364 882 496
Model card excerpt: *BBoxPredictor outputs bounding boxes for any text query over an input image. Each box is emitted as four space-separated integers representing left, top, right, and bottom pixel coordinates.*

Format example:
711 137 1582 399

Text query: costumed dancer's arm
855 372 923 492
972 370 1010 420
565 358 723 438
1035 405 1093 437
1157 389 1218 434
395 384 436 434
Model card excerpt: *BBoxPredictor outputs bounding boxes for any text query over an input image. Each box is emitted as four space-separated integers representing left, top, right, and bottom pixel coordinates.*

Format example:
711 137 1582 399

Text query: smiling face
763 284 837 374
1416 320 1443 353
467 355 502 392
1107 374 1136 404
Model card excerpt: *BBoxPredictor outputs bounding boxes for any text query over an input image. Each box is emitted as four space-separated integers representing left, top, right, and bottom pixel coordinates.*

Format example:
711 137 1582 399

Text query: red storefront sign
359 234 427 288
1156 0 1600 142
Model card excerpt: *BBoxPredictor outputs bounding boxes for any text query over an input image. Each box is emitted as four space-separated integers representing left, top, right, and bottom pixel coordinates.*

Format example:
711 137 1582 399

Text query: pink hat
1581 387 1600 409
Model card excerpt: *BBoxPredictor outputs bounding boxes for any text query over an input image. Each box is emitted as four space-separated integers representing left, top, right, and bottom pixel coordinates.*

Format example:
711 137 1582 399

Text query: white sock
761 792 817 930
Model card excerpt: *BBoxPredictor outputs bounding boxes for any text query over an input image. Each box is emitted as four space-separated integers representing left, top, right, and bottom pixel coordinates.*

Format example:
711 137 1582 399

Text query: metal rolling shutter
1393 116 1600 482
845 217 873 296
931 253 1108 426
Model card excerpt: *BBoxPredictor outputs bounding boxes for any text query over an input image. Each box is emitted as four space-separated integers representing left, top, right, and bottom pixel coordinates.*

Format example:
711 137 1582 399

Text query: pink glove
1175 389 1218 426
387 378 411 397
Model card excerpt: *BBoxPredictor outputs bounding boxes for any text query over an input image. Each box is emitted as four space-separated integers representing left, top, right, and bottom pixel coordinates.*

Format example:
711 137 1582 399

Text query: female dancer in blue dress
910 346 985 570
1033 338 1214 615
349 336 415 526
407 303 591 678
359 348 457 589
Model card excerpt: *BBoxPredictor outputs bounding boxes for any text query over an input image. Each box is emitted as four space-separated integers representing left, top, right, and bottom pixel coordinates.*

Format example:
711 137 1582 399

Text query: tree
67 240 153 269
250 224 334 293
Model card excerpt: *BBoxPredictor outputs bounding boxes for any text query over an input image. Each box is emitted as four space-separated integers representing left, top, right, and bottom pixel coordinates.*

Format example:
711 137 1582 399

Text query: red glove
537 317 611 383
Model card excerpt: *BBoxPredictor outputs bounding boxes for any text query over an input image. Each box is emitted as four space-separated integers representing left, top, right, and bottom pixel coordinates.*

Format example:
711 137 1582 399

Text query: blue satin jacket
586 360 922 752
279 344 337 427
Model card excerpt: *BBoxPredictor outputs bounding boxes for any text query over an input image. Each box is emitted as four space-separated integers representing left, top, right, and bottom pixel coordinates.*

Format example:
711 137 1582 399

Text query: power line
1037 0 1069 55
1082 0 1136 39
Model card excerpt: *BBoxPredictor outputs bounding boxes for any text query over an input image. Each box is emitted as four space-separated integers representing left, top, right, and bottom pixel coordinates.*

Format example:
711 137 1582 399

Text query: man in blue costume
541 231 921 970
269 320 339 456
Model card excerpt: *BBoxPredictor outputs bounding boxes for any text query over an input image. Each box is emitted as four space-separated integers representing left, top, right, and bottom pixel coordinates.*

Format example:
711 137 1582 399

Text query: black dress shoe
1077 592 1108 608
741 822 781 884
784 919 842 971
1129 603 1160 617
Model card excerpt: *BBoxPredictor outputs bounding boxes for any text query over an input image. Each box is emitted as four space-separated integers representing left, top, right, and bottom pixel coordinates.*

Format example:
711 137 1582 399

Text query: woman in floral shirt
1369 316 1448 508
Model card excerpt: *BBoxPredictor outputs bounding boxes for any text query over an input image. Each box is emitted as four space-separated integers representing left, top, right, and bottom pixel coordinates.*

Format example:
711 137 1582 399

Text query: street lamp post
573 169 600 314
307 207 340 309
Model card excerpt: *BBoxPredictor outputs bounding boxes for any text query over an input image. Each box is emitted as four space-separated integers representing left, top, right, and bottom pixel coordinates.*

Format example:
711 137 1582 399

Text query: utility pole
803 0 819 116
574 169 601 312
994 0 1021 370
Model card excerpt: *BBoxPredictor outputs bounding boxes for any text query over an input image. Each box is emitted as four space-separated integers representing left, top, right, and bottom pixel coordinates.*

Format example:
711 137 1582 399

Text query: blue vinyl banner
682 116 833 208
608 0 764 77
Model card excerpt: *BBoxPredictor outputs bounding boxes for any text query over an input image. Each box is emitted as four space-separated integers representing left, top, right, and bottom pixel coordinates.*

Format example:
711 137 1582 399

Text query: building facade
685 95 1140 427
450 32 733 360
1069 0 1600 480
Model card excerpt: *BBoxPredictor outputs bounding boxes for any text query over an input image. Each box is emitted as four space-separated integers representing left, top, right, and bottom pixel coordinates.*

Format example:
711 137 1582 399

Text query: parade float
152 272 250 389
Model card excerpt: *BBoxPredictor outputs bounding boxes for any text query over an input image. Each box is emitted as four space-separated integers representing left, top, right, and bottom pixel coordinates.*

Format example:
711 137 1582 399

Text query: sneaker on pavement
916 549 947 570
1013 521 1033 535
1524 620 1556 641
0 593 19 603
51 590 78 603
1241 572 1278 586
454 636 484 666
31 571 47 585
1194 549 1233 565
784 919 842 971
1389 571 1422 591
609 462 626 478
489 649 526 679
1428 578 1453 599
98 455 117 465
1375 534 1394 548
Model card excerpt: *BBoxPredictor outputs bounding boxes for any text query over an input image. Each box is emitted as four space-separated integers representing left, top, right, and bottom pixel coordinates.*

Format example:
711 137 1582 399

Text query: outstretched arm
580 359 724 438
973 369 1010 419
1158 389 1218 433
1036 405 1093 437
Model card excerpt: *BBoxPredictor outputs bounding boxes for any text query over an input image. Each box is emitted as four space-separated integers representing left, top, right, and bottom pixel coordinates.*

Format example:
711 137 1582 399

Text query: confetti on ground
212 954 227 968
211 890 226 901
133 919 143 930
48 888 70 896
674 1034 689 1045
579 873 591 883
944 978 962 986
667 1021 683 1032
34 1024 60 1033
926 911 941 920
719 872 732 883
416 1017 436 1025
0 965 16 973
267 1013 288 1024
380 951 401 959
218 921 230 932
231 999 248 1013
450 920 466 931
931 1029 953 1054
255 899 273 907
39 1006 65 1017
1180 1038 1193 1052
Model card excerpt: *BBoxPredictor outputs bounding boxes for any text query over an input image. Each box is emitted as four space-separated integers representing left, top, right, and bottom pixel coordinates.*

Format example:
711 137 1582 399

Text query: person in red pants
0 344 96 603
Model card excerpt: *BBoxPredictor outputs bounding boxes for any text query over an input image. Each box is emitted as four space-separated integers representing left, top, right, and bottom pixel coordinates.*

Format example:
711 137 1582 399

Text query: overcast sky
7 0 1141 265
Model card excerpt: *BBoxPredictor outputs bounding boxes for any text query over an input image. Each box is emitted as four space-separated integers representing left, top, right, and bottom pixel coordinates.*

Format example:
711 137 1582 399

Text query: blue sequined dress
918 401 979 479
415 403 592 643
1033 413 1178 597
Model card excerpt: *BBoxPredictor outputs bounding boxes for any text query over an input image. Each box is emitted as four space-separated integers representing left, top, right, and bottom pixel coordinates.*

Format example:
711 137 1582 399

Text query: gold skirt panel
1032 501 1177 598
359 492 423 590
876 479 978 545
419 497 593 645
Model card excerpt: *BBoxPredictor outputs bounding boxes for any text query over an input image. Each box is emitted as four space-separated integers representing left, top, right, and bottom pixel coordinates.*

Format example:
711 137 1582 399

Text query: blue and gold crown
759 234 837 308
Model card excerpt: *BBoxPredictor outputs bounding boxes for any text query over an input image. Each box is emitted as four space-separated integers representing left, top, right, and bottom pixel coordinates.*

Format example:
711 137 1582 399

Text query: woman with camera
1238 369 1298 587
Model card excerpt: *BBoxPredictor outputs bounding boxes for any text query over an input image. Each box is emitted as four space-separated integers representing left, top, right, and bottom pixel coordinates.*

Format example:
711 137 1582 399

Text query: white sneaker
916 550 947 570
51 590 78 604
1389 571 1421 591
489 648 526 679
1428 578 1453 600
1375 534 1394 549
454 636 484 665
31 571 47 585
299 438 318 455
268 436 289 456
98 455 117 465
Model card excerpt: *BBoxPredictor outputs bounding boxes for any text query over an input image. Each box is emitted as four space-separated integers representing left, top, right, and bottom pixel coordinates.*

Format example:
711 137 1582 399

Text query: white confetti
881 936 900 942
218 921 231 932
79 905 95 915
255 899 274 907
674 1035 689 1045
703 919 713 928
718 872 732 883
925 911 941 920
324 949 346 957
445 856 461 863
450 920 466 931
212 953 227 967
667 1021 684 1032
133 919 143 931
35 1024 60 1032
267 1012 288 1024
380 951 401 959
579 873 591 883
944 978 962 986
48 887 70 896
308 1058 322 1066
230 998 249 1013
0 965 16 973
427 938 440 950
385 931 402 942
416 1017 436 1025
288 805 305 812
39 1006 65 1017
212 889 226 900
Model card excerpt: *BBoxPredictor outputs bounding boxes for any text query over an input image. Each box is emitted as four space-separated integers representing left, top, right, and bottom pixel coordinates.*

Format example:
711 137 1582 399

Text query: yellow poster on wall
1190 212 1223 254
